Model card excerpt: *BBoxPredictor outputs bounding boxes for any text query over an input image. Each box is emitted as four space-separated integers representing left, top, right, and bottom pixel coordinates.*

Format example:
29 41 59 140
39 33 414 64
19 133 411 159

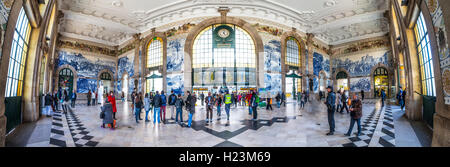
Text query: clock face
218 28 230 38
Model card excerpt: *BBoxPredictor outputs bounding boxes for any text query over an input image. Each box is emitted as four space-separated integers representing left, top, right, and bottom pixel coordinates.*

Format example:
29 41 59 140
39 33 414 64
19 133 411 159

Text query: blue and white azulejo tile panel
264 73 282 96
167 73 184 95
56 51 116 78
77 78 97 93
313 52 330 77
264 40 282 72
167 38 185 73
350 77 371 92
332 50 389 77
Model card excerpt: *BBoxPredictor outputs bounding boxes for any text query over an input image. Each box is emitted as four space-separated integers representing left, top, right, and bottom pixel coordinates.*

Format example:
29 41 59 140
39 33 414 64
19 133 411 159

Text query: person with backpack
216 93 223 120
345 94 363 136
160 91 167 123
249 91 259 121
246 92 253 115
381 89 386 107
266 92 273 111
153 91 162 124
275 93 281 108
205 92 215 124
186 91 197 127
340 91 349 113
224 91 232 121
144 93 152 122
175 94 184 124
168 90 177 120
100 98 115 130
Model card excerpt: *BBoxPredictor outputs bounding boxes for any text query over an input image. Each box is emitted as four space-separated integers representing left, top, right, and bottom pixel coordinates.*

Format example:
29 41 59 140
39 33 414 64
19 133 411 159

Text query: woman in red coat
108 91 117 120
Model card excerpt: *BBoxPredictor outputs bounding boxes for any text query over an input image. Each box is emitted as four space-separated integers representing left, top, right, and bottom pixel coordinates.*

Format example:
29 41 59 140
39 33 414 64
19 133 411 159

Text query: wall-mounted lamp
401 0 409 6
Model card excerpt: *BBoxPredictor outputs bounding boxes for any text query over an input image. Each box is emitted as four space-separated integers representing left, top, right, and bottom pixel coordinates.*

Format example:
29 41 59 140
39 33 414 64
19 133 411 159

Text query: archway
58 68 74 98
190 24 257 94
184 16 264 93
373 67 389 98
98 70 113 104
121 73 129 100
336 70 349 93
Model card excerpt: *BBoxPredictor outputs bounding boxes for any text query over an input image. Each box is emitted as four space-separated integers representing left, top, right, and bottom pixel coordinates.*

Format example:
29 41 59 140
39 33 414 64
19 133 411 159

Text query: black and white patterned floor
65 110 99 147
49 111 67 147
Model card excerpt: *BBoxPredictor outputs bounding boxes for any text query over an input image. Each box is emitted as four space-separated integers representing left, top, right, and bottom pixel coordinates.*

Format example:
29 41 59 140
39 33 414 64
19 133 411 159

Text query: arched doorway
319 71 327 93
98 72 112 101
58 68 74 97
373 67 389 98
146 71 163 93
191 24 256 94
336 71 349 93
121 74 129 100
286 69 302 99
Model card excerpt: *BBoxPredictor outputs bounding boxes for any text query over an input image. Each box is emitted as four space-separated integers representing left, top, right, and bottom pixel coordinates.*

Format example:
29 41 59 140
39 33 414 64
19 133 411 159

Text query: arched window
58 68 74 96
5 8 32 97
147 37 163 68
192 24 256 92
374 67 388 96
286 37 300 67
100 72 112 80
336 71 348 91
414 12 436 96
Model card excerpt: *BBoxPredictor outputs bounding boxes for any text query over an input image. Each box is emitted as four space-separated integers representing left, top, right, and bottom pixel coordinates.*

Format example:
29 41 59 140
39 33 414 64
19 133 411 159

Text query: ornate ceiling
57 0 389 46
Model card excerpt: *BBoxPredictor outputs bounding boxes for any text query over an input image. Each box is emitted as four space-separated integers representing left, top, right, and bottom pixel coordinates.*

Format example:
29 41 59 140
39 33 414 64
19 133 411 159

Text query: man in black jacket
340 91 349 113
186 91 197 127
168 90 177 120
71 90 77 108
325 86 336 135
152 91 162 124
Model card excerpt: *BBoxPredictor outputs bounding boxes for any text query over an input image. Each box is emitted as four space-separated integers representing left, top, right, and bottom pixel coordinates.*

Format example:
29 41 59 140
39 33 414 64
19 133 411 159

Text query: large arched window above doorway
414 12 436 96
5 8 31 97
373 67 388 96
100 72 112 80
147 37 163 68
192 24 256 92
58 68 74 94
286 37 301 67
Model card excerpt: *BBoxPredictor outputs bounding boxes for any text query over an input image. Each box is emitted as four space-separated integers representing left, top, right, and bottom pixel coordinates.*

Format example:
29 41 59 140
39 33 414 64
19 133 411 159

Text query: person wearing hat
324 86 336 135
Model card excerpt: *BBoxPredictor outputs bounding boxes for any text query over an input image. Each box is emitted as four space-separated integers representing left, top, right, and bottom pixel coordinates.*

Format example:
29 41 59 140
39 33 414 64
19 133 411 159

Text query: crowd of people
43 85 406 138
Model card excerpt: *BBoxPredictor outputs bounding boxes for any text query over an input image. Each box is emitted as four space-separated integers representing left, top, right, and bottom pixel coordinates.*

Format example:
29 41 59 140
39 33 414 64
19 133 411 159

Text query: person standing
340 91 349 113
160 91 167 123
381 89 386 107
224 91 232 121
266 93 273 111
300 91 306 109
246 92 252 115
216 94 223 120
186 91 197 127
71 90 77 108
175 94 184 124
168 90 177 120
231 92 236 108
325 86 336 135
361 90 365 101
131 91 136 111
205 92 214 124
297 92 302 105
152 91 162 124
91 90 96 106
44 93 53 116
134 95 143 123
250 91 259 121
144 93 151 122
275 93 281 108
62 90 70 114
200 92 205 106
52 91 58 112
100 99 114 130
87 90 92 106
281 92 286 107
121 91 125 102
336 90 342 113
107 91 117 120
401 88 406 110
397 87 405 111
345 94 363 136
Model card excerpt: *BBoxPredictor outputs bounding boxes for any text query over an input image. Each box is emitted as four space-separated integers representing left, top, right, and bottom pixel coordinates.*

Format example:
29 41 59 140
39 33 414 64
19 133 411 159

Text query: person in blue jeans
152 91 162 124
216 94 222 120
134 95 143 123
175 94 184 124
186 91 197 127
160 91 167 123
345 94 363 136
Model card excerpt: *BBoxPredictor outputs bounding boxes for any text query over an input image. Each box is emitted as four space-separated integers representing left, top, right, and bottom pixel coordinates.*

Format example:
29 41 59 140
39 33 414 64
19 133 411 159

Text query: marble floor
6 98 431 147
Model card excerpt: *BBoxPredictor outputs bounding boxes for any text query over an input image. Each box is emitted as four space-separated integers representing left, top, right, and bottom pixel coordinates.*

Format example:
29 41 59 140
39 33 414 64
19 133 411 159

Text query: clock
218 28 230 38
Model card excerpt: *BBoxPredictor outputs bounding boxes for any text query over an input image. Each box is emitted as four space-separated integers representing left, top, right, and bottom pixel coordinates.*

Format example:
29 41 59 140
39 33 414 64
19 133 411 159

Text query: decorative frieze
331 37 390 56
57 39 117 57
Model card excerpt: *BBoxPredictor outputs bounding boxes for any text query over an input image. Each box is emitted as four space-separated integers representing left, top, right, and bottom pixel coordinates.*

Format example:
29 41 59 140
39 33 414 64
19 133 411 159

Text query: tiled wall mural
350 77 371 92
167 37 185 72
264 40 282 72
56 51 116 78
313 52 330 77
332 50 389 77
77 78 97 93
313 77 318 93
264 73 282 96
118 52 135 79
167 73 184 95
426 0 450 104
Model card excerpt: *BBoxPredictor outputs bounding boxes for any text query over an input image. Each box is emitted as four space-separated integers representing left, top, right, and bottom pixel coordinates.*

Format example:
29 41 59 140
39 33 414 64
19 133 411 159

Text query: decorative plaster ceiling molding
58 0 389 46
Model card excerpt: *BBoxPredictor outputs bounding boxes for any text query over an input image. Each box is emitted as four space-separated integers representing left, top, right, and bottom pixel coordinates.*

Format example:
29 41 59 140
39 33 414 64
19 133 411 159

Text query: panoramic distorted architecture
0 0 449 147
